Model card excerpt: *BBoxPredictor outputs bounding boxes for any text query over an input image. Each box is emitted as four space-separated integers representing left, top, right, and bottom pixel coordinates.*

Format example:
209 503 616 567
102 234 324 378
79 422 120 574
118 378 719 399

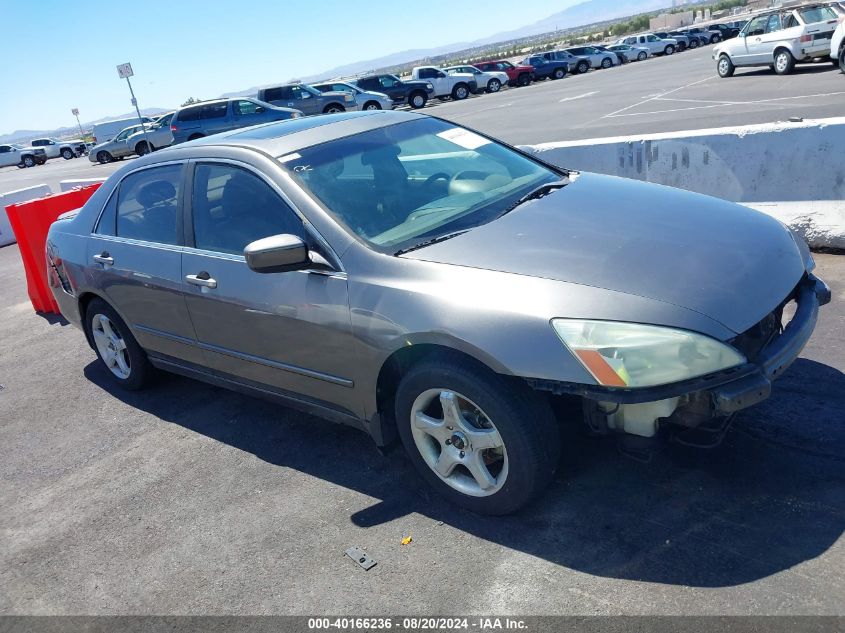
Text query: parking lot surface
433 47 845 144
1 237 843 614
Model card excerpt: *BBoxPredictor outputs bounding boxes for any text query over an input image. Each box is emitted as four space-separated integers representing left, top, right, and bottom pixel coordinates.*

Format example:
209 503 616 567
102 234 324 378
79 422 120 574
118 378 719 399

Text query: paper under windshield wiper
394 230 469 255
497 179 569 218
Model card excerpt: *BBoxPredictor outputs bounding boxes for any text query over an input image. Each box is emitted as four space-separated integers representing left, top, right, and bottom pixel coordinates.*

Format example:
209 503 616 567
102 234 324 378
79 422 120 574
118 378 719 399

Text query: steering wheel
422 172 451 189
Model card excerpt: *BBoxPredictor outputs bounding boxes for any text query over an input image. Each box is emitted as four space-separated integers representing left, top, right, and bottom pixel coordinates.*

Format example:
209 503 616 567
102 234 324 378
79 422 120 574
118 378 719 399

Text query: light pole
116 62 152 154
71 108 86 147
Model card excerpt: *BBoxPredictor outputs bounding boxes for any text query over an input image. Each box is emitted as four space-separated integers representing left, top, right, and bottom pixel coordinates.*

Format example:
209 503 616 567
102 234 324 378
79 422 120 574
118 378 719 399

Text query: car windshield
281 117 560 254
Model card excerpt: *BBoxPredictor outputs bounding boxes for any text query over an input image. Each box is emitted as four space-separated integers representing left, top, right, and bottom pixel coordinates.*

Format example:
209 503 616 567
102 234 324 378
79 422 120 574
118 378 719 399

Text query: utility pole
116 63 152 154
71 108 85 139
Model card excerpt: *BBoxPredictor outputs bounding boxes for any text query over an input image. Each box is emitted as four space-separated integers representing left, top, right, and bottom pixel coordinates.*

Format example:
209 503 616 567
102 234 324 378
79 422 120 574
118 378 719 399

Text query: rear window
177 105 203 122
797 6 837 23
262 87 284 102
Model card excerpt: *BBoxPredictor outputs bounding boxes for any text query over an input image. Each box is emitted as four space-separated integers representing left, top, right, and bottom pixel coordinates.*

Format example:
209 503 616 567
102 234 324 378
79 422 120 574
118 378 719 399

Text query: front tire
61 148 74 160
395 355 560 515
689 38 699 49
85 299 152 391
637 51 648 61
552 67 566 80
717 54 735 78
323 103 346 114
451 83 469 100
664 45 675 56
135 141 153 156
601 57 612 69
362 101 381 110
516 72 530 87
22 155 36 168
774 49 795 75
577 61 589 74
837 47 845 73
409 91 427 109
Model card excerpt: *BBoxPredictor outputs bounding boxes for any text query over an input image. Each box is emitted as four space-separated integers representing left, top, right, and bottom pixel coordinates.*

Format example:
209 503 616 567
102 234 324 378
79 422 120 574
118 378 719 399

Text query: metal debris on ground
345 546 377 570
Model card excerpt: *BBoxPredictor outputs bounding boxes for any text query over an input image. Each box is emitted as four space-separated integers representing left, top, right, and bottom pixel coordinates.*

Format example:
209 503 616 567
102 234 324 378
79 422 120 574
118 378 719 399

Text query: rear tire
601 57 612 69
677 42 687 52
395 354 560 515
323 103 346 114
717 55 735 78
61 148 74 160
362 101 381 110
96 151 112 164
85 299 152 391
840 47 845 73
487 78 501 92
22 155 36 168
516 73 530 87
689 39 699 49
135 141 152 156
664 45 675 56
552 67 566 79
409 91 427 109
773 49 795 75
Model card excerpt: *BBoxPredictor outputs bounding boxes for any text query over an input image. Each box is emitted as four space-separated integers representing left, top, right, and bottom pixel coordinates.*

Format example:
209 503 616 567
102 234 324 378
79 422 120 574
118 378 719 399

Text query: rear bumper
528 274 830 415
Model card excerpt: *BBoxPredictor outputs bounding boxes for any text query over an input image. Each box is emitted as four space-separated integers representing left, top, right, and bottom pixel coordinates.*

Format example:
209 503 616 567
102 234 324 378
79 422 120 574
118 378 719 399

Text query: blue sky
1 0 576 133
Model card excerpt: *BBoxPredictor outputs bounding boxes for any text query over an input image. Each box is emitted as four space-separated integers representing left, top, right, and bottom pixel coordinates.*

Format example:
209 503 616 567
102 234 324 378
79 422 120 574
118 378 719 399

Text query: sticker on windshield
436 128 491 150
278 152 301 163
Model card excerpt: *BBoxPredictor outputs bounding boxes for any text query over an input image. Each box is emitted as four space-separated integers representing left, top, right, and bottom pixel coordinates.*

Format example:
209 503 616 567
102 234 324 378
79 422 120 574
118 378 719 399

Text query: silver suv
257 83 357 115
714 4 841 76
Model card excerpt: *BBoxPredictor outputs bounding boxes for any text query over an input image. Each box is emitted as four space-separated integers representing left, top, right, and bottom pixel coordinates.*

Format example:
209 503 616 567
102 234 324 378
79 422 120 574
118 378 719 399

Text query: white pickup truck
408 66 478 100
0 143 48 168
29 137 87 160
617 33 679 56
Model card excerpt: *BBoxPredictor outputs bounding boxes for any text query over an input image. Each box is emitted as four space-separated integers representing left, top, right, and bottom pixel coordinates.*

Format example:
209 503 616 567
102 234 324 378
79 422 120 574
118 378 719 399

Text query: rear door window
178 106 203 122
765 14 783 33
201 103 228 119
115 164 183 245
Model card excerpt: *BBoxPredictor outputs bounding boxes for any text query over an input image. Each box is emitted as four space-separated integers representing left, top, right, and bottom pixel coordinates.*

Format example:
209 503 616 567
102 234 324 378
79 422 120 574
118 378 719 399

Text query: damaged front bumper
528 274 830 437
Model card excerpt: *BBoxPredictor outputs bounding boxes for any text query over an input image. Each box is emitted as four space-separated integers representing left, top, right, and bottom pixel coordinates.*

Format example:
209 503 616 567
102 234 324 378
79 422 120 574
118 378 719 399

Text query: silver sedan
49 111 828 514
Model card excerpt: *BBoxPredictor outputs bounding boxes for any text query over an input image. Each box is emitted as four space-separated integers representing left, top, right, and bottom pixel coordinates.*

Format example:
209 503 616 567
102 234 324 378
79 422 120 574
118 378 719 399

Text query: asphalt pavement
1 242 843 615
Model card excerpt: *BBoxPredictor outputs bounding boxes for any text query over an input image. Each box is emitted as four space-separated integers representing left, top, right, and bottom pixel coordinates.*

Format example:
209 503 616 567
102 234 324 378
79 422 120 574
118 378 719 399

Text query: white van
91 116 153 144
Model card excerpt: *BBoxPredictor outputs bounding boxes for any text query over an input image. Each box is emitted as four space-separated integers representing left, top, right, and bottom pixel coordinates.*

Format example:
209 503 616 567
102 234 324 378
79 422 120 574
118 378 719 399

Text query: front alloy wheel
395 356 560 514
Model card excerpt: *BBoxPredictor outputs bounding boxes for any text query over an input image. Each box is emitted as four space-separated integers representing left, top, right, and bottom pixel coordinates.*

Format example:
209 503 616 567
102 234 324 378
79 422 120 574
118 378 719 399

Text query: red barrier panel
5 184 101 315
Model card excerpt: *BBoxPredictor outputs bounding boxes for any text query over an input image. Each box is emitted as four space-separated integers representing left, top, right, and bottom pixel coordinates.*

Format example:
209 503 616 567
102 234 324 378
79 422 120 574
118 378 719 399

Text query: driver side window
191 164 307 256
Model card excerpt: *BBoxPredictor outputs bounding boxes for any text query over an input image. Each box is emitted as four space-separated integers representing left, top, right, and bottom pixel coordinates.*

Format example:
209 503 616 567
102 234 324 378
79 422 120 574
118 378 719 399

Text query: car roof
160 110 427 158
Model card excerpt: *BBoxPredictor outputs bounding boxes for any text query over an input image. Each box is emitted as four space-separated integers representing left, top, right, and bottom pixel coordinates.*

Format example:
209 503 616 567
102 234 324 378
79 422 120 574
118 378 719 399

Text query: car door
0 145 14 167
738 15 771 63
279 85 317 115
377 76 406 103
232 99 270 127
752 13 786 62
181 160 359 416
198 102 231 136
87 162 204 365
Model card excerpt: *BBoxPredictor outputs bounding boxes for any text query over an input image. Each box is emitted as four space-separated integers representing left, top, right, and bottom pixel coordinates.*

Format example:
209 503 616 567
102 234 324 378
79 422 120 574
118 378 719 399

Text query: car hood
401 173 805 335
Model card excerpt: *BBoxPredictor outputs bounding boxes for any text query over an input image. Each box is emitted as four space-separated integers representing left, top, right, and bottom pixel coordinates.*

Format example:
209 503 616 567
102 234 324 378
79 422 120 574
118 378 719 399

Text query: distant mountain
223 0 690 96
0 107 170 144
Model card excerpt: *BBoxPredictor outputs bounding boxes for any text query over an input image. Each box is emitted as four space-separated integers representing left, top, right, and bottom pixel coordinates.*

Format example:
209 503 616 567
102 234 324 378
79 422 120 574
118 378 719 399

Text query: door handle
186 272 217 289
92 252 114 266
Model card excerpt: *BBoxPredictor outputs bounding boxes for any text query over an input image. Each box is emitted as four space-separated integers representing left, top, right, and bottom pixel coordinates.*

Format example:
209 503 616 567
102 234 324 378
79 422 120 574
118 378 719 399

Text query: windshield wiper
496 178 569 219
394 230 469 256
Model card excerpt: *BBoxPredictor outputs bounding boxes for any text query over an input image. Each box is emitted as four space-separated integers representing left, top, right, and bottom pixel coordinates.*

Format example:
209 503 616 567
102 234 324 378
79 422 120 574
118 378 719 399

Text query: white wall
0 185 52 247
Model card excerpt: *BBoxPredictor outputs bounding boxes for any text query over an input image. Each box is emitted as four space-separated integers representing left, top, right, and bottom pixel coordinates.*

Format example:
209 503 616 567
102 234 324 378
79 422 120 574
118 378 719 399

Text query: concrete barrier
59 178 107 192
0 184 52 247
524 117 845 249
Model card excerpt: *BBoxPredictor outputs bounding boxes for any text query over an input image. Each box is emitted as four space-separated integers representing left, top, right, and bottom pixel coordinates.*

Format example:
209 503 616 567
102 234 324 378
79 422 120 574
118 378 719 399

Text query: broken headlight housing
551 319 746 388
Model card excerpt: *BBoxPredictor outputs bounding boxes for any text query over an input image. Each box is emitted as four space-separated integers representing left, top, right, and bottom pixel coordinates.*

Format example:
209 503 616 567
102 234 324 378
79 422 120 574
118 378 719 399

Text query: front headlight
426 82 433 90
290 112 301 119
344 94 353 102
551 319 746 388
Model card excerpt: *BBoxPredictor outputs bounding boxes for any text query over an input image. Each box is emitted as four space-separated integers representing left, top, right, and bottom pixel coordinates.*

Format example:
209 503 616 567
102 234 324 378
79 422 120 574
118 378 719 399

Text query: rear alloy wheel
96 151 113 164
774 49 795 75
552 68 566 79
689 39 699 49
577 61 589 74
61 148 74 160
717 55 735 78
601 57 612 69
664 45 675 55
487 78 501 92
396 356 560 515
323 104 345 114
85 299 152 390
23 155 36 168
452 83 469 100
363 101 381 110
638 51 648 61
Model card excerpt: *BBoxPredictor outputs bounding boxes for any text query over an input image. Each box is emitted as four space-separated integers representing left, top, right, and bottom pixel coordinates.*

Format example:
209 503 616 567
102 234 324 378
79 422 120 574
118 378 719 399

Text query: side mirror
255 106 266 113
245 234 309 273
